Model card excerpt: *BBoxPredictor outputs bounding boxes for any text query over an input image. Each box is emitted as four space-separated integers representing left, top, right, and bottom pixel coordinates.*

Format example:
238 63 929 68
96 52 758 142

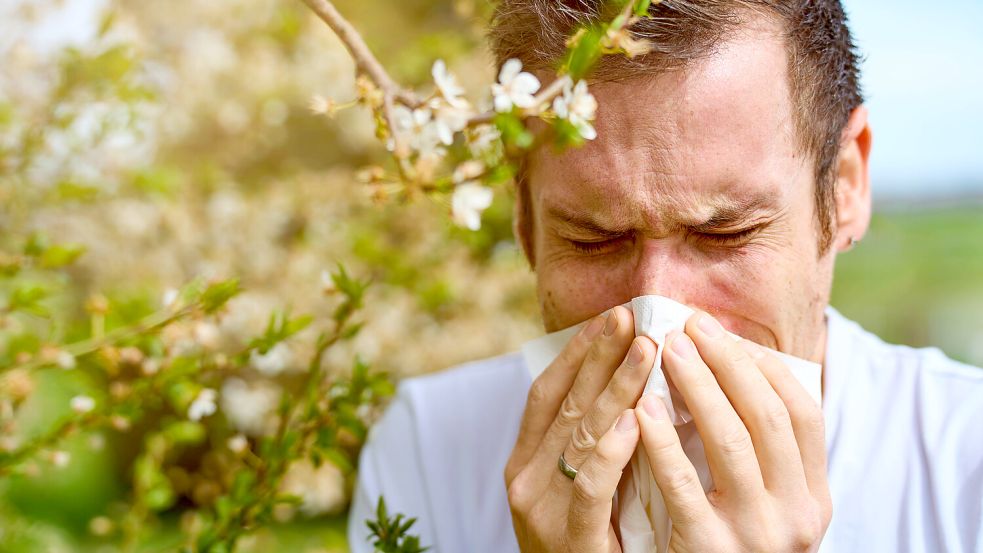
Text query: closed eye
692 226 761 247
569 233 633 255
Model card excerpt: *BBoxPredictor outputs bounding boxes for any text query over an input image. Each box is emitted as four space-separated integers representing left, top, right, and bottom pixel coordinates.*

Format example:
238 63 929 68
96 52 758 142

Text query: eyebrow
545 193 776 236
688 200 771 232
545 205 630 237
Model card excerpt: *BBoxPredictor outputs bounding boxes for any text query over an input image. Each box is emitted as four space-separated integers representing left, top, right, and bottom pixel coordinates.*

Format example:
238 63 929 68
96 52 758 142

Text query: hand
505 306 658 552
633 311 832 552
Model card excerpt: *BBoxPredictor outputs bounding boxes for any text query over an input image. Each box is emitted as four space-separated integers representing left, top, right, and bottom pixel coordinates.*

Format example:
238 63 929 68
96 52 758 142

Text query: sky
3 0 982 202
844 0 983 200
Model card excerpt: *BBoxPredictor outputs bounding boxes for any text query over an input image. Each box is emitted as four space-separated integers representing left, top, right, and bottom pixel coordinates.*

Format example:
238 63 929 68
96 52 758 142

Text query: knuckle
608 369 639 400
569 418 597 456
760 400 793 434
506 472 533 513
722 343 750 369
718 427 754 456
555 393 584 429
820 494 834 523
659 463 700 497
571 469 602 505
789 515 825 551
800 404 826 435
526 379 550 408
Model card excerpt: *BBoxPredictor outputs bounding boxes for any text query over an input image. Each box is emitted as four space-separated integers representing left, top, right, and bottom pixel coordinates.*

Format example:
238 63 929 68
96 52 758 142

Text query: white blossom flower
51 450 71 468
249 342 293 376
70 395 96 414
552 79 598 140
89 516 113 536
309 94 335 116
468 124 501 156
227 433 249 454
280 459 346 516
188 388 217 421
141 358 161 376
320 269 336 294
431 59 467 108
221 377 281 436
193 321 222 350
452 160 485 183
492 58 541 113
161 288 179 309
451 182 494 231
429 98 471 146
391 105 444 156
56 350 76 370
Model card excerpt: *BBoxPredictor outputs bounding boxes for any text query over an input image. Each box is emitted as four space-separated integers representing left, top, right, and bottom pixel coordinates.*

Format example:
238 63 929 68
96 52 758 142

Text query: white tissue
520 295 822 553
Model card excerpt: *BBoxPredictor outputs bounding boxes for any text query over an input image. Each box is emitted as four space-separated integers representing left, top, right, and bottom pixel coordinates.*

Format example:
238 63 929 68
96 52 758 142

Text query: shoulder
824 308 983 549
364 349 531 469
828 306 983 393
826 306 983 470
396 350 530 411
349 351 530 552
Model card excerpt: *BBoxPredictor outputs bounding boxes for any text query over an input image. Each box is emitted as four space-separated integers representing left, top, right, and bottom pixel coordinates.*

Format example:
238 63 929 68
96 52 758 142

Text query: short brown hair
490 0 863 261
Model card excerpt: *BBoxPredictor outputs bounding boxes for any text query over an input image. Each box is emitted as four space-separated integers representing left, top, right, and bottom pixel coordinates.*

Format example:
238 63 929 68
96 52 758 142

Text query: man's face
526 23 835 361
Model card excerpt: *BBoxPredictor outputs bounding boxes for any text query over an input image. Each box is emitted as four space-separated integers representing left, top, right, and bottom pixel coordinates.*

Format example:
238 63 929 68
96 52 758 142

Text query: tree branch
300 0 417 106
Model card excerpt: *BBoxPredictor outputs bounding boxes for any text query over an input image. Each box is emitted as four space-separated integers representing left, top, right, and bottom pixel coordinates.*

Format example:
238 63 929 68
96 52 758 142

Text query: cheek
536 255 628 331
703 238 824 352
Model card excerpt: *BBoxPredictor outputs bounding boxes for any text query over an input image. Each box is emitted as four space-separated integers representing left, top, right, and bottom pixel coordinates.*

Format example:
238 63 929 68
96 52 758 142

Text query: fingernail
738 339 765 359
582 315 606 341
616 409 637 432
603 310 619 336
626 341 644 366
670 333 697 359
697 313 723 337
641 393 667 421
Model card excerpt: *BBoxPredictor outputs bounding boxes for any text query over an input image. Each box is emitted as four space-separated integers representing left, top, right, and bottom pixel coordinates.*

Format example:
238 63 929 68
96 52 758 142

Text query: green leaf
231 470 257 501
493 113 533 150
38 243 86 269
552 117 586 150
162 420 206 445
634 0 653 17
6 283 49 316
200 278 241 314
562 25 604 80
23 232 48 257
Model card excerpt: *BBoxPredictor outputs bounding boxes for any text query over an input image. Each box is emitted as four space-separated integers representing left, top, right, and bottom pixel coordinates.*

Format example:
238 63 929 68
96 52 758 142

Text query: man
349 1 983 551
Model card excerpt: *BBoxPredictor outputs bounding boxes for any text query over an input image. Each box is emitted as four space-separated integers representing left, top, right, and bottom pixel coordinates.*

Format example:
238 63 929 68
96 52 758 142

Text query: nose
627 238 702 304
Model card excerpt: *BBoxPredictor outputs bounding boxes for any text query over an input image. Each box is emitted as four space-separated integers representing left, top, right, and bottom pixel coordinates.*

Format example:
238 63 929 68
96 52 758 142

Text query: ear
833 105 872 252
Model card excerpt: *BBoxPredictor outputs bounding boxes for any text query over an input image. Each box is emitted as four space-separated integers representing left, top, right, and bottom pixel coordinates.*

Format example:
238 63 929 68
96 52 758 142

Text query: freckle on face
528 20 834 361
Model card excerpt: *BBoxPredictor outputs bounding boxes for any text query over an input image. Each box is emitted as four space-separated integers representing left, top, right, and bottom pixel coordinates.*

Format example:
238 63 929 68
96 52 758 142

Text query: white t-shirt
348 307 983 552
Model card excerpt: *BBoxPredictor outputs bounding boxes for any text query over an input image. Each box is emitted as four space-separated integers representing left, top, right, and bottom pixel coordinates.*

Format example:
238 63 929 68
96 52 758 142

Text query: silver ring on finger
557 452 578 480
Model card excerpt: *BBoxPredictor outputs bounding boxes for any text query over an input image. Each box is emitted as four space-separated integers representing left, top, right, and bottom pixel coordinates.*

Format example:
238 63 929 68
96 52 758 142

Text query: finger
634 394 714 526
567 409 640 546
739 340 829 500
528 305 635 483
660 327 762 500
506 312 605 484
682 312 806 497
562 335 656 469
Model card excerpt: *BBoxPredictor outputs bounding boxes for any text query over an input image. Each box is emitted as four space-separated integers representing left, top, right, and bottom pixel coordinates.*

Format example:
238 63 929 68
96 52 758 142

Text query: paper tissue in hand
520 295 822 553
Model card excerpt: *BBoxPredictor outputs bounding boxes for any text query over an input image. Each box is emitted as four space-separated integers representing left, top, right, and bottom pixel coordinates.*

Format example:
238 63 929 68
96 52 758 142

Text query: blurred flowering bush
0 0 657 550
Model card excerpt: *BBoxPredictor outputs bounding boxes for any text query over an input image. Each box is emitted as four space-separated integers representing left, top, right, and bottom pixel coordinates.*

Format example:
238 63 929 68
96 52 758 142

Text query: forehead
528 21 808 221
